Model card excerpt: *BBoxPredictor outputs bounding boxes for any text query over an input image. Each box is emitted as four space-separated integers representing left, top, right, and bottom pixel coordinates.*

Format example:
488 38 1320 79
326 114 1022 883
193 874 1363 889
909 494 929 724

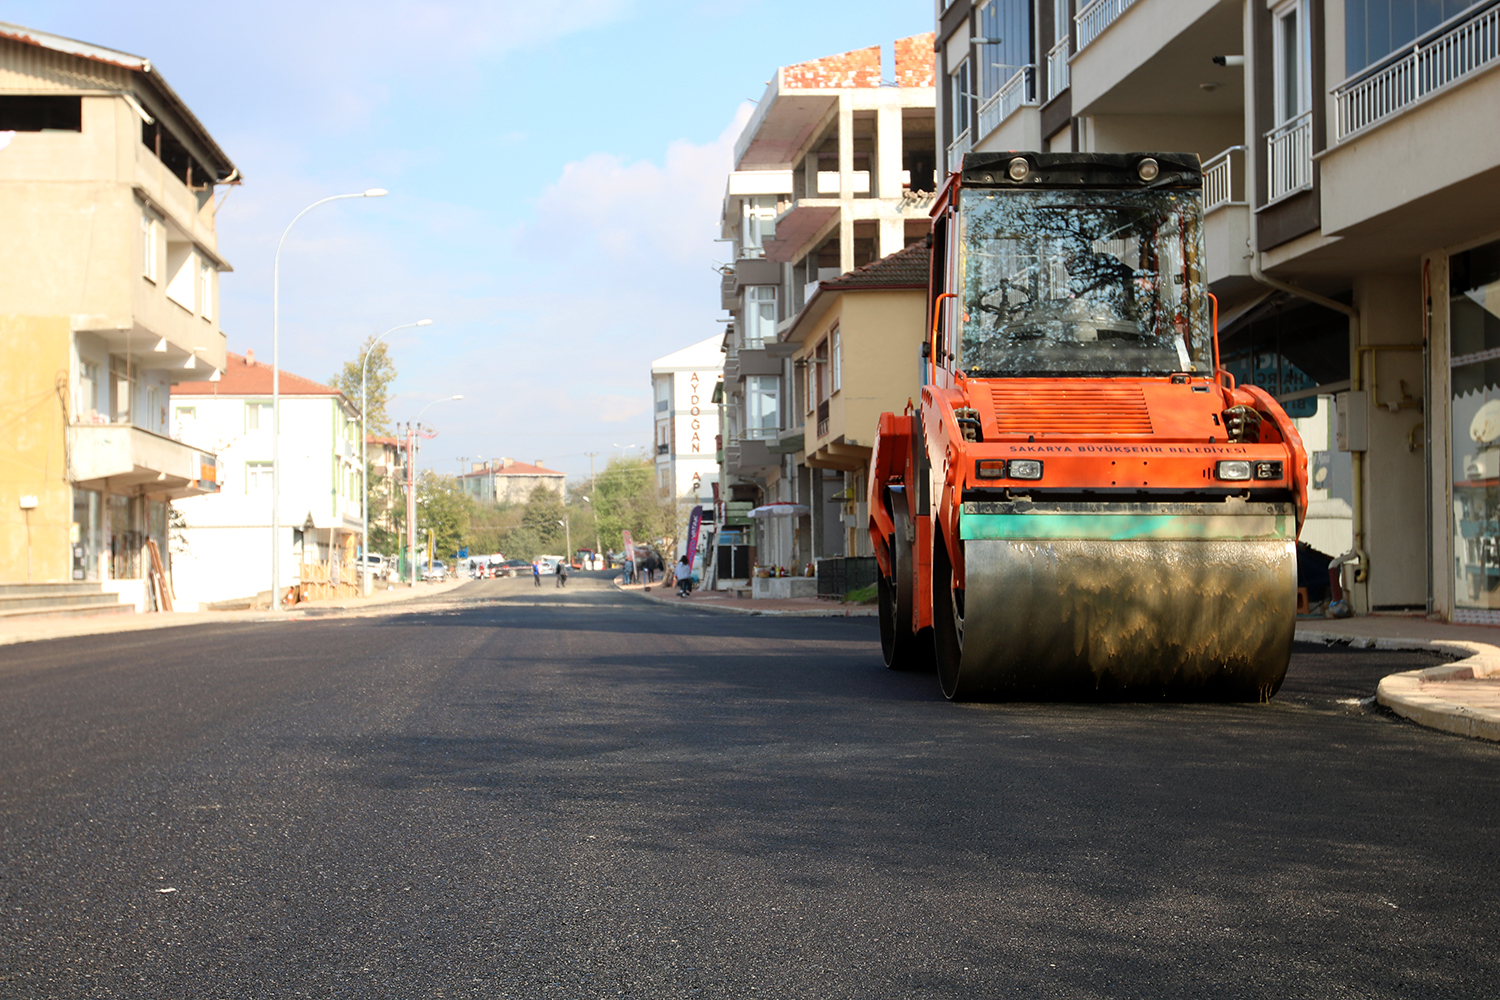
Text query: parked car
537 555 563 575
421 562 449 582
362 553 389 580
499 559 531 578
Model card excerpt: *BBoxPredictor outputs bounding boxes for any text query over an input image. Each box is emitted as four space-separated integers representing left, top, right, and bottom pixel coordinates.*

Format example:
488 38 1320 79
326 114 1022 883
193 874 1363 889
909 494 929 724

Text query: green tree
331 336 397 435
367 461 405 556
582 456 677 556
416 471 474 560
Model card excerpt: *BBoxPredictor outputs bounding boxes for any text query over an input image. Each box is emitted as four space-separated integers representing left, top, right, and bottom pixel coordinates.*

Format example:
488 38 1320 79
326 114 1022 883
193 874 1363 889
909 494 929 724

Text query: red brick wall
894 33 936 89
782 45 881 89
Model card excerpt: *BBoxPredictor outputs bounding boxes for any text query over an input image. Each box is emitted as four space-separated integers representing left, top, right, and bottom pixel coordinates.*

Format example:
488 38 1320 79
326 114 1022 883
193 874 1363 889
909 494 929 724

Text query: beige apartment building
0 22 236 607
935 0 1500 622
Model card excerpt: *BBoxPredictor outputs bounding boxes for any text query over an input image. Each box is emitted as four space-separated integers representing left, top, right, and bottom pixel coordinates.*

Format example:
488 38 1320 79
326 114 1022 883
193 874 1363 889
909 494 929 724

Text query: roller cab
870 152 1309 701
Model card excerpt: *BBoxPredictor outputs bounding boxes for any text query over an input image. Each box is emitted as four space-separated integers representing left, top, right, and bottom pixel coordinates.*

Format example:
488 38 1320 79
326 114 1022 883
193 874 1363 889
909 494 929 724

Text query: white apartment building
934 0 1500 621
0 22 236 605
651 335 724 567
716 35 937 579
170 351 364 608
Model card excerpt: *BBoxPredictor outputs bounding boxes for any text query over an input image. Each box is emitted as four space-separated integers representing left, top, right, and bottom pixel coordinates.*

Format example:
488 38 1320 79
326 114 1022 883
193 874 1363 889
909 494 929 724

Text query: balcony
69 422 220 499
1334 3 1500 142
976 67 1037 139
1075 0 1139 51
1264 111 1313 205
946 127 972 174
1046 39 1070 103
1202 146 1251 287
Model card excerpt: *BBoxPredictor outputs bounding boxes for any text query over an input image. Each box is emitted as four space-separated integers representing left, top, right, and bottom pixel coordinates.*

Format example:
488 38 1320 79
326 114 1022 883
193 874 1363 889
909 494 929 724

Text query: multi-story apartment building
651 335 723 569
0 22 236 607
170 352 365 608
717 35 937 580
933 0 1500 621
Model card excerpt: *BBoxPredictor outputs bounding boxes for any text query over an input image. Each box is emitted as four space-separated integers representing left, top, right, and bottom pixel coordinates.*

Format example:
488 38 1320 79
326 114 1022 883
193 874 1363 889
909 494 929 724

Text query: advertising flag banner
685 505 704 565
622 530 636 568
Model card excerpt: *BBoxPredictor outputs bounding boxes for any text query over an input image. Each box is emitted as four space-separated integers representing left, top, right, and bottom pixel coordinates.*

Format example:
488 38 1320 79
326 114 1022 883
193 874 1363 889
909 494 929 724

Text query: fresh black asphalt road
2 572 1497 999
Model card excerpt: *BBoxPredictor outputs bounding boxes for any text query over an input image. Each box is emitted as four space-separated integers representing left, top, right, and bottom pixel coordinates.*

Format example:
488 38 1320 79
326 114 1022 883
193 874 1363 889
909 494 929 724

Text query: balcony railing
947 127 972 173
1046 39 1070 102
1076 0 1138 51
1264 111 1313 204
976 67 1037 138
1334 2 1500 141
1202 145 1246 212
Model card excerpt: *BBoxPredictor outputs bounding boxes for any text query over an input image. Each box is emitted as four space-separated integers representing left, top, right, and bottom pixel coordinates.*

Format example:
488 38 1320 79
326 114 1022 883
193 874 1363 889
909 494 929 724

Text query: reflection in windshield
958 188 1213 376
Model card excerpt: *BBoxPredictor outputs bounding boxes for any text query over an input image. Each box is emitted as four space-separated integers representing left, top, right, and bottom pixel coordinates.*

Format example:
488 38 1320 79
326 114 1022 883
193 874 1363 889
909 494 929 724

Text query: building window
742 197 778 258
246 461 273 493
77 361 100 422
246 400 273 431
200 263 214 320
166 243 195 311
0 95 81 131
976 0 1034 110
1450 238 1500 619
1345 0 1482 76
830 325 842 393
1273 0 1311 127
951 58 972 139
747 375 780 437
744 286 777 349
141 215 159 282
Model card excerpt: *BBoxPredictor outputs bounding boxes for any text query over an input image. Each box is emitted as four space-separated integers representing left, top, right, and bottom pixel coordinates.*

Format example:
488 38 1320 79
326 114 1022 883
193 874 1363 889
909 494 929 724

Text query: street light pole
407 394 463 586
361 319 432 595
272 187 387 612
557 519 572 574
582 495 600 568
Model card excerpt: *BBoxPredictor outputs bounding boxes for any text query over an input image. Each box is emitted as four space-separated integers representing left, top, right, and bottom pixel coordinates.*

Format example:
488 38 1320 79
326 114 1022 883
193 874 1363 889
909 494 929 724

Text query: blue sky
6 0 932 479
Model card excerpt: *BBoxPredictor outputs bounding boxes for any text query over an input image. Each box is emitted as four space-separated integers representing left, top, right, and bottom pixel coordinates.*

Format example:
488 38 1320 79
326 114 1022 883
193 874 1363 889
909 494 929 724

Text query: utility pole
406 422 418 586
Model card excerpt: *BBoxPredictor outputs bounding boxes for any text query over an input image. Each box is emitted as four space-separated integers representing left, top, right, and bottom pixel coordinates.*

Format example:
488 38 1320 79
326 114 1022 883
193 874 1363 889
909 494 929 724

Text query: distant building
171 351 364 608
459 459 564 505
0 21 238 605
652 334 725 568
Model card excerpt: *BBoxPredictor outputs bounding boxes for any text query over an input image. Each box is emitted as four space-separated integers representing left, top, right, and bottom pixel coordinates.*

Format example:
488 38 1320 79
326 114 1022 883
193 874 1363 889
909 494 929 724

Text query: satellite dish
1470 399 1500 446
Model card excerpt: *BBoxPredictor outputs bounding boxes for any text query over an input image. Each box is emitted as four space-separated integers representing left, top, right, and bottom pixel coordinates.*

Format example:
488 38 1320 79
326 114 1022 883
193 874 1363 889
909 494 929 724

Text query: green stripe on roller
958 513 1294 542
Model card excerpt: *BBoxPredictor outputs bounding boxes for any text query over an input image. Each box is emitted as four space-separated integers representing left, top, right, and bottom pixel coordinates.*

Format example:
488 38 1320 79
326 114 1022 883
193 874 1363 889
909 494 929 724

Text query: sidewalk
0 579 466 649
617 579 877 617
1297 615 1500 742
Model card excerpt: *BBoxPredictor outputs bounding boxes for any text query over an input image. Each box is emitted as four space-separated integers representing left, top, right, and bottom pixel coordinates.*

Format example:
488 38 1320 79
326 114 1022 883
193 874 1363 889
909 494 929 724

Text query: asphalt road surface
2 572 1497 999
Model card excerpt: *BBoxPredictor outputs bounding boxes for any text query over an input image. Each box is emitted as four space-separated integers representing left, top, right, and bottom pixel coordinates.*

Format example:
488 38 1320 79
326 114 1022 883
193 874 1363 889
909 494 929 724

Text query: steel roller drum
948 501 1297 700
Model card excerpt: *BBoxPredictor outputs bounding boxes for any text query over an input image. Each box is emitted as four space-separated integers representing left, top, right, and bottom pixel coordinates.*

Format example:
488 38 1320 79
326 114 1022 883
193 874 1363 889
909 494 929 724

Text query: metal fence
977 66 1037 138
1264 111 1313 204
1075 0 1138 51
1202 145 1245 212
1046 40 1070 103
816 556 879 598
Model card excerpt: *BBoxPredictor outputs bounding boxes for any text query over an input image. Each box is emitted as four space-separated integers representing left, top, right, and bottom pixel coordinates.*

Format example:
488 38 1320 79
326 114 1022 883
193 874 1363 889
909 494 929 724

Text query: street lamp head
364 188 389 198
450 394 463 401
416 319 434 326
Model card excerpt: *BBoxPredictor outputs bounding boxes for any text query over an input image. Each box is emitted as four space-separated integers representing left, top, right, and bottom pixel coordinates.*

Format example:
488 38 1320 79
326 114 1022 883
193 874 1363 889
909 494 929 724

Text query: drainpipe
1247 253 1368 584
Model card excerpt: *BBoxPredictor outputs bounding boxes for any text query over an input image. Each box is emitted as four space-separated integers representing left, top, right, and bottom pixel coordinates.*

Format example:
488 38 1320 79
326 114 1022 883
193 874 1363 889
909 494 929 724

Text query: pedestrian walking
674 555 693 597
532 559 542 587
555 560 567 588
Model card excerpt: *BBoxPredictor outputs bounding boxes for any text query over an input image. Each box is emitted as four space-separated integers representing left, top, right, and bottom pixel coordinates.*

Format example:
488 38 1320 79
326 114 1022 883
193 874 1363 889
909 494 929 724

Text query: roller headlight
1216 460 1252 481
1009 459 1044 480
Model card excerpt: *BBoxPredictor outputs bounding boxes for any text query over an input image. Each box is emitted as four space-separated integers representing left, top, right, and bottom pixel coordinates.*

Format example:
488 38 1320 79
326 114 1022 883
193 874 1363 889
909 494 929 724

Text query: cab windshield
957 187 1213 377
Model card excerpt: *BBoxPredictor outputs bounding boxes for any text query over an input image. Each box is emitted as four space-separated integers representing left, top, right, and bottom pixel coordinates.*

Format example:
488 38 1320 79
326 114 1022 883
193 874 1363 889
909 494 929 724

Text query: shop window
1450 238 1500 619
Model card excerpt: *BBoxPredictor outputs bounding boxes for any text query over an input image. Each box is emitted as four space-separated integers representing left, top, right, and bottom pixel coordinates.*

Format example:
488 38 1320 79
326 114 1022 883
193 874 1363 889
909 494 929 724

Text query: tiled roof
174 351 344 398
820 241 929 291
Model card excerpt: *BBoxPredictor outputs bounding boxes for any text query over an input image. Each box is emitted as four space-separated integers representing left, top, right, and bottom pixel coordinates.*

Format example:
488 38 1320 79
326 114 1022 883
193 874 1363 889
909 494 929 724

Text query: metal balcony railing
1046 39 1070 102
1202 145 1246 212
1334 2 1500 141
1076 0 1138 51
976 67 1037 138
1264 111 1313 204
947 127 972 173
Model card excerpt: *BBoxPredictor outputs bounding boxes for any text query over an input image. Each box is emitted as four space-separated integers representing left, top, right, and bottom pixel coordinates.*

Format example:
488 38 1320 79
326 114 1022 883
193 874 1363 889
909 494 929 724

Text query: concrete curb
1297 626 1500 742
614 579 878 618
